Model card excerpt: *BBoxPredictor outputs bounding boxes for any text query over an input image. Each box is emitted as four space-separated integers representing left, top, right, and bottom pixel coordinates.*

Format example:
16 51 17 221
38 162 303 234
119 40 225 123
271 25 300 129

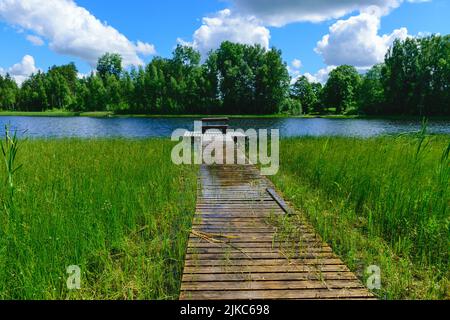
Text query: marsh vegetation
271 134 449 299
0 138 197 299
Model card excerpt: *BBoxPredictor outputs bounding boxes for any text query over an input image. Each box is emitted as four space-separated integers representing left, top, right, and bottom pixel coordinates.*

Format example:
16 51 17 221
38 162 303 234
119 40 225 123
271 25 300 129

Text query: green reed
271 135 449 299
0 139 197 300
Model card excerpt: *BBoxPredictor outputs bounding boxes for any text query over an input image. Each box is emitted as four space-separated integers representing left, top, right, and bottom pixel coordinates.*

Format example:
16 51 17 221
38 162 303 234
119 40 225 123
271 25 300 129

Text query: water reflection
0 116 448 139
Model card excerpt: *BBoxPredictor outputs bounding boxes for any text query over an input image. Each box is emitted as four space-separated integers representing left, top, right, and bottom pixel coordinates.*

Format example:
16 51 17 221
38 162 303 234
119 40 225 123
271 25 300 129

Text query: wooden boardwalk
180 164 374 300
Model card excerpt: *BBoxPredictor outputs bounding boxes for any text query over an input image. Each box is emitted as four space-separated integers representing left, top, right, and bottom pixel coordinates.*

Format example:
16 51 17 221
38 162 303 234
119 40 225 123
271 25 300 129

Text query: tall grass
271 135 449 299
0 138 197 299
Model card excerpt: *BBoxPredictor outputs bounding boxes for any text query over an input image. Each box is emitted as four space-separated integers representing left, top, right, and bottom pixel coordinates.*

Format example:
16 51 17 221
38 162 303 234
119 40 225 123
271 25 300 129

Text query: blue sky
0 0 448 84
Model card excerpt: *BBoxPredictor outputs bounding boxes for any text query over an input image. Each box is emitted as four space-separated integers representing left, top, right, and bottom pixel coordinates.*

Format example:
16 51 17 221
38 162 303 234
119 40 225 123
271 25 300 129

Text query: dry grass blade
190 230 253 259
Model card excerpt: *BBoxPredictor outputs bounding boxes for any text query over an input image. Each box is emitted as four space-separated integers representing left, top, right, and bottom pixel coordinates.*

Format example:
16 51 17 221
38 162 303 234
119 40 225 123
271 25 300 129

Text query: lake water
0 116 449 139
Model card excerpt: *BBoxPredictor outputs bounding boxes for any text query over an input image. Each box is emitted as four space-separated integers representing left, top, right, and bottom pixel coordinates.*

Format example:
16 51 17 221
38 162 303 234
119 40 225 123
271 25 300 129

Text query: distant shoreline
0 111 449 121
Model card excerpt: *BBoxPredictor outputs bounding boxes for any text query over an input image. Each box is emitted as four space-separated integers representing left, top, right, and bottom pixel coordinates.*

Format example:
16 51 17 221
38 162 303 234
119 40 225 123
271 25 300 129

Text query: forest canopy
0 35 449 116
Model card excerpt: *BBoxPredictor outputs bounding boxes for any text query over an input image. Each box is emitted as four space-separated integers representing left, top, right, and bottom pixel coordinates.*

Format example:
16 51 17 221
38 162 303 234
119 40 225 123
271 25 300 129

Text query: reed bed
271 134 449 299
0 138 197 299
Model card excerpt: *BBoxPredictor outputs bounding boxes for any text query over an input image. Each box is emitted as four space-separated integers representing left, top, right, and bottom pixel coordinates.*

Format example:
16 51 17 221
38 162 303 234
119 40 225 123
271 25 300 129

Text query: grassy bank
0 132 448 300
0 111 113 118
1 110 449 120
0 111 316 118
271 135 449 299
0 139 197 299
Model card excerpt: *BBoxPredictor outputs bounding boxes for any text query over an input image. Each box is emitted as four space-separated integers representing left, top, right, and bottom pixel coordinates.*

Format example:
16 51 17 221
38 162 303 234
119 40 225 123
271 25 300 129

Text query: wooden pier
180 164 374 300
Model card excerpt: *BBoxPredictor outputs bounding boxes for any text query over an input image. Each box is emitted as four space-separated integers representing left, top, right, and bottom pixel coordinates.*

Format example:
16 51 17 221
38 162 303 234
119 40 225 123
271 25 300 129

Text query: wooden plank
192 228 278 234
184 259 344 267
194 215 276 220
189 234 322 242
201 118 230 122
266 188 293 215
185 252 337 261
181 280 365 291
180 289 374 300
182 272 357 282
188 241 327 250
183 265 352 274
191 224 312 231
180 164 373 300
192 220 271 224
197 201 275 205
192 224 314 232
187 246 333 254
193 214 285 219
198 197 272 200
196 206 282 210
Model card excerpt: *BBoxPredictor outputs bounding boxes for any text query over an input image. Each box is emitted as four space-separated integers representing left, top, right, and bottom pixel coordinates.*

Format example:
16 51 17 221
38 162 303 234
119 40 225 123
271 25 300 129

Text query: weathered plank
180 164 374 300
181 280 366 291
184 258 345 267
182 272 358 282
180 289 374 300
185 252 338 261
187 246 333 254
183 265 352 274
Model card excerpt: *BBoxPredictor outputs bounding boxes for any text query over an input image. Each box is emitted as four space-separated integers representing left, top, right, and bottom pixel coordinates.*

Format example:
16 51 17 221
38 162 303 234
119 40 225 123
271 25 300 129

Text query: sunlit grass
0 139 197 299
271 135 449 299
0 130 448 300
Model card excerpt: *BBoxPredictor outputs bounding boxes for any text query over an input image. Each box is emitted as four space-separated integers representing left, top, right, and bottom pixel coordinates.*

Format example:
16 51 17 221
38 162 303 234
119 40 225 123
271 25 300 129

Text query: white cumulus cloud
0 55 40 84
291 59 302 69
288 59 303 79
315 13 409 68
136 41 156 56
303 66 337 84
26 34 44 46
230 0 429 26
181 9 270 57
0 0 156 67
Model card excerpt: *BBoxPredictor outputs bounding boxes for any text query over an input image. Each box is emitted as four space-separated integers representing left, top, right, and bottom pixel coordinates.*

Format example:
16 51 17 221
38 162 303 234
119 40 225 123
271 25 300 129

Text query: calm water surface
0 116 449 139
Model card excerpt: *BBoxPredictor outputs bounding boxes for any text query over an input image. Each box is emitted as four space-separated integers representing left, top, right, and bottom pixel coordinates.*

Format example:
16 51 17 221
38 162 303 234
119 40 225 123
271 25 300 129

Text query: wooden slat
180 289 374 300
185 252 337 261
188 235 322 242
188 239 328 247
180 164 374 300
184 259 344 267
183 265 352 274
266 188 293 215
201 117 230 122
181 280 365 291
182 272 357 282
187 246 333 254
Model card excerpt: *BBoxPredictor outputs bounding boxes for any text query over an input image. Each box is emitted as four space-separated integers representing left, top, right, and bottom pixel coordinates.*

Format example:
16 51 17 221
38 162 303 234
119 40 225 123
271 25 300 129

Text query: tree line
295 35 450 116
0 35 449 116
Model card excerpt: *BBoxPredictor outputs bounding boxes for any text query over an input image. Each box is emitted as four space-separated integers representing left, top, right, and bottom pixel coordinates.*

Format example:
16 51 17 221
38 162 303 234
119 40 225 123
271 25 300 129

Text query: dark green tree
323 65 361 114
84 73 107 111
0 74 19 110
213 42 289 114
19 72 48 111
292 76 318 114
383 35 450 116
357 64 385 115
97 53 123 80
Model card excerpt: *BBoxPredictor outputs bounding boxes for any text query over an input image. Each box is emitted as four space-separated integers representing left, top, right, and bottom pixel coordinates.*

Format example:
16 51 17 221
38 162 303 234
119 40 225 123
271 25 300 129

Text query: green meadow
0 133 448 299
270 135 449 299
0 139 197 299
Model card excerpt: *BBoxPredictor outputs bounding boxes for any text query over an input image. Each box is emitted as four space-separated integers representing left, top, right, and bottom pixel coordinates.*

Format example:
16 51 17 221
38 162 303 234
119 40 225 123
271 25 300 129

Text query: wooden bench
183 118 248 145
183 131 247 144
201 118 229 134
